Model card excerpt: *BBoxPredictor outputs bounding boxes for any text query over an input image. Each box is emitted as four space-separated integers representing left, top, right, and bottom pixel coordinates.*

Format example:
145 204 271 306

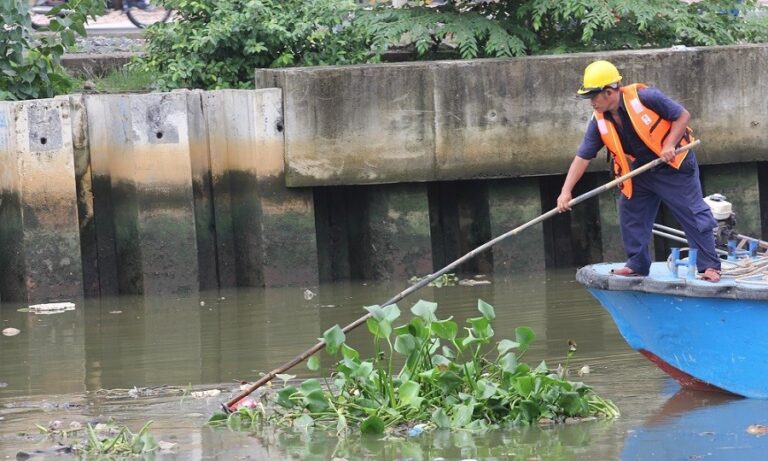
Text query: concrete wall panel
0 99 83 303
0 102 24 302
86 93 199 296
256 65 437 186
66 94 99 298
488 178 545 274
204 89 319 287
185 90 219 290
250 89 319 287
350 184 433 280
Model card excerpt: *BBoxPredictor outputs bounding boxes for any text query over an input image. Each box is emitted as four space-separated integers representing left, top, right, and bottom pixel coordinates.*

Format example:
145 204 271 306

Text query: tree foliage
360 0 768 59
138 0 768 91
136 0 379 91
0 0 102 101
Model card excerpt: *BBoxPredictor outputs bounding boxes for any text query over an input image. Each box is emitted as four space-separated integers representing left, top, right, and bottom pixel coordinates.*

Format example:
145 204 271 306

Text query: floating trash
21 302 76 315
2 327 20 337
234 396 258 410
407 423 427 437
303 289 316 300
458 279 492 286
747 424 768 436
190 389 221 398
158 440 178 453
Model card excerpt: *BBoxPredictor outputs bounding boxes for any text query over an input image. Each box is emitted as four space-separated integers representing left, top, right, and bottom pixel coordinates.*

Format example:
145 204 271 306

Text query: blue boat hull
578 262 768 398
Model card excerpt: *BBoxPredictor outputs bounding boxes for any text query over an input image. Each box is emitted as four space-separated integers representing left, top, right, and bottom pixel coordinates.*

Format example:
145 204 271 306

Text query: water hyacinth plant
211 299 618 434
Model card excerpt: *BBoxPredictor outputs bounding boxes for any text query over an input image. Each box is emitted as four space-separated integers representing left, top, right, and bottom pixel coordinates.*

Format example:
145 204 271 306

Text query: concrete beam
256 65 437 187
256 44 768 187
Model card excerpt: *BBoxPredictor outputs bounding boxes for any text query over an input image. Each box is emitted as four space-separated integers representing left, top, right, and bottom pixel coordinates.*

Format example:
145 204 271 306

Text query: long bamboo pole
223 140 701 411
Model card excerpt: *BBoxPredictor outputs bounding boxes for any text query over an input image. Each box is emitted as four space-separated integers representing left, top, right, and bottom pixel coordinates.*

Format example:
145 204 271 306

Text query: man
556 60 721 282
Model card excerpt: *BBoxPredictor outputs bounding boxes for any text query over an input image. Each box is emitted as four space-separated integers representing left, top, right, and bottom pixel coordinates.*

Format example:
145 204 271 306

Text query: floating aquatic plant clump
211 299 618 434
34 419 162 456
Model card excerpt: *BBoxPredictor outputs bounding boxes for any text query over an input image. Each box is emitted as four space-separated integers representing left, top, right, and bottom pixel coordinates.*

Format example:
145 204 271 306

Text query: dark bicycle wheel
125 0 171 29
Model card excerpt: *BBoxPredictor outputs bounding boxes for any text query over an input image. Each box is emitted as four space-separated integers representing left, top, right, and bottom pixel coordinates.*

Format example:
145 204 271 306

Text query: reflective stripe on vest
594 83 695 199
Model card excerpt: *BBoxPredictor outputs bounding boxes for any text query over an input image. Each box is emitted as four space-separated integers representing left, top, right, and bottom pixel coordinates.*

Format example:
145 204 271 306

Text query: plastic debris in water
407 423 426 437
747 424 768 436
158 441 178 453
2 328 20 337
303 289 316 300
25 302 76 315
458 279 492 286
190 389 222 398
235 396 259 410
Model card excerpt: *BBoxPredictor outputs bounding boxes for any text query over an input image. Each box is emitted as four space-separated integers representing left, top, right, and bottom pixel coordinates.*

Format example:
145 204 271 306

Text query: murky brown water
2 269 768 459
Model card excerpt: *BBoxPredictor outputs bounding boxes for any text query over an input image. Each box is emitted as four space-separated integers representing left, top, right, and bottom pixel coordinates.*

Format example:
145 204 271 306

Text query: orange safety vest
594 83 694 199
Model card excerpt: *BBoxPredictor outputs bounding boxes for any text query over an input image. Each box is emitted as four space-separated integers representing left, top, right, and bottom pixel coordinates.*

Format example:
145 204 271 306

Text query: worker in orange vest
556 60 721 282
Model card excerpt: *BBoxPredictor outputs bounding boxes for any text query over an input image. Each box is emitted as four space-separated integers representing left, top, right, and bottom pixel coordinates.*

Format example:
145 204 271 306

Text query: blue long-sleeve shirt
576 87 686 165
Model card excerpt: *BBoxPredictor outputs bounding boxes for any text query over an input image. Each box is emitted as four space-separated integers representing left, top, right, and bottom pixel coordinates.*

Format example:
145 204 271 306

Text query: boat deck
578 260 768 300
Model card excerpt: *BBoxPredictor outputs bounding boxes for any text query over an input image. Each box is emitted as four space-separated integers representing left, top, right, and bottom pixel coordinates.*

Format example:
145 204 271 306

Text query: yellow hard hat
577 60 622 97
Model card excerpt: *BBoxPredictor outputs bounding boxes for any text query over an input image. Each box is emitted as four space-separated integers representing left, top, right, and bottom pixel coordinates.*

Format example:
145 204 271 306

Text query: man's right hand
557 191 573 212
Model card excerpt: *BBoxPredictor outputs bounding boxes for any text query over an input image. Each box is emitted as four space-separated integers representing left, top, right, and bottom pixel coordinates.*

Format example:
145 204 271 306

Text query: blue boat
577 258 768 399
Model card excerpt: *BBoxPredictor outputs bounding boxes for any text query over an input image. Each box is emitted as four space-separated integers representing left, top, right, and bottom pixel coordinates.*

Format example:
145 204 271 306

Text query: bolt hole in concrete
40 137 47 145
276 122 284 132
156 132 164 139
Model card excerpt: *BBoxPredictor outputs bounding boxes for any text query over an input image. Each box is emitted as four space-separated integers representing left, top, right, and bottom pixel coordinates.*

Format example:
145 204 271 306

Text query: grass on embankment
69 65 156 94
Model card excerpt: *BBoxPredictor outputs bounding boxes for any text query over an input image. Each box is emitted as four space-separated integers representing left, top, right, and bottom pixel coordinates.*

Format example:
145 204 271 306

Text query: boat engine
704 194 737 248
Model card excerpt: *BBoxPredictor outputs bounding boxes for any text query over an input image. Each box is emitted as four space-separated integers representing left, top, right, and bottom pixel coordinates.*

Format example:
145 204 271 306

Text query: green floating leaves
478 299 495 320
411 299 438 323
498 339 521 356
216 298 619 436
323 324 346 355
307 356 320 371
360 415 385 434
515 326 536 353
432 318 458 341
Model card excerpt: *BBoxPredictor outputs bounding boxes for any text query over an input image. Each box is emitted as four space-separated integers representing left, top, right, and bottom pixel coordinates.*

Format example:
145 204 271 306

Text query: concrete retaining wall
2 44 768 304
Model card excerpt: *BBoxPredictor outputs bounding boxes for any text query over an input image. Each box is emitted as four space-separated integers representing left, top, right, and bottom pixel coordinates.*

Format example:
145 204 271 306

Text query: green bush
136 0 380 91
0 0 102 101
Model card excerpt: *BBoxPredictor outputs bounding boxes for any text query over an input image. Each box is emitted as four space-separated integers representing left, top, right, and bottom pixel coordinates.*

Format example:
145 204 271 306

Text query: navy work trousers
618 152 721 275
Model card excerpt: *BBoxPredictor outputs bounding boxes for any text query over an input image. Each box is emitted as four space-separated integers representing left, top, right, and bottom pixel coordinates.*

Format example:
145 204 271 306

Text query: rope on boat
659 234 768 285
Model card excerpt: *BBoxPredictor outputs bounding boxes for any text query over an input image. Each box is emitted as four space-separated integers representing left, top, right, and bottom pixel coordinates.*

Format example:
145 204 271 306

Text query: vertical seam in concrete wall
200 91 224 288
430 66 439 179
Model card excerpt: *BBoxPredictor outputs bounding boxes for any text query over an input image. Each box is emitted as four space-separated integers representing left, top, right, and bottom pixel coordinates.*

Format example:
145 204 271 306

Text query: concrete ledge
256 44 768 187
